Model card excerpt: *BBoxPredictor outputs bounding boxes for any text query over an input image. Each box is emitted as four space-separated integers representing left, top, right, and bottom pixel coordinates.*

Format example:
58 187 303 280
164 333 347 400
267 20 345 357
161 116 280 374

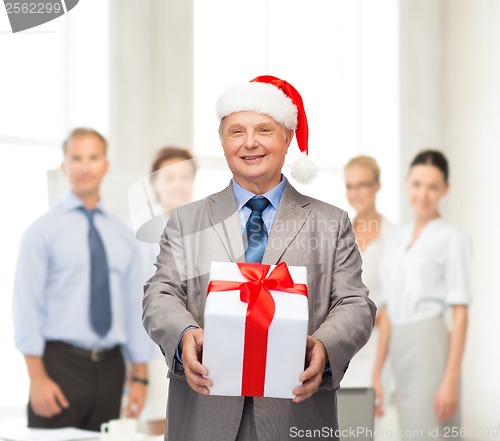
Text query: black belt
46 341 121 363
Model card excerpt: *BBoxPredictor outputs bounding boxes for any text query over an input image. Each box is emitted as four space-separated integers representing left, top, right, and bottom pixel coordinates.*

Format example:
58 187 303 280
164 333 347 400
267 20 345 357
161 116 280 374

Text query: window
0 0 109 415
193 0 400 221
0 144 60 410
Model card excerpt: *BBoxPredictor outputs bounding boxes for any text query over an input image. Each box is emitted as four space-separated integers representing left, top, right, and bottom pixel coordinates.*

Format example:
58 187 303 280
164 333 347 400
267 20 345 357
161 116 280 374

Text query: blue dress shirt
232 175 286 233
13 192 152 363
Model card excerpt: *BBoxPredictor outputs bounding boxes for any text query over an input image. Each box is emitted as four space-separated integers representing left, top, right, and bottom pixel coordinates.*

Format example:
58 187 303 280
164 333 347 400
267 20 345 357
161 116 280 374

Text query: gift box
202 261 308 399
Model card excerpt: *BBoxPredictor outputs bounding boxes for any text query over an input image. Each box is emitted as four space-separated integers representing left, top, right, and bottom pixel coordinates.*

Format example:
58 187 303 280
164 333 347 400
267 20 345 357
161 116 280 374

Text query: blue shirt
231 175 286 233
13 192 152 363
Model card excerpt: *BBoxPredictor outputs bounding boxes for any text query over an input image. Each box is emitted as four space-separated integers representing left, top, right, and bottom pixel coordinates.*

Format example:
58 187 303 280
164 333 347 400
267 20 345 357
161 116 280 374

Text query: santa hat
216 75 317 183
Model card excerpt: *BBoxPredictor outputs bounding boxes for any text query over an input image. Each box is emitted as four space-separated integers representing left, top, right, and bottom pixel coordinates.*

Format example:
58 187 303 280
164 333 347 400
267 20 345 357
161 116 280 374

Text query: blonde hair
344 155 380 183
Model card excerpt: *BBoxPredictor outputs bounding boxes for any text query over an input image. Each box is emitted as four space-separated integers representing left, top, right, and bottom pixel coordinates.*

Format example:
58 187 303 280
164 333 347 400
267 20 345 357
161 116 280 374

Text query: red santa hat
216 75 309 156
216 75 318 183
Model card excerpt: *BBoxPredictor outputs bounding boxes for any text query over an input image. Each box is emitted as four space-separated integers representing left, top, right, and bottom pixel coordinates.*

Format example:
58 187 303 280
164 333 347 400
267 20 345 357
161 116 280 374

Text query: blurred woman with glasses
342 156 395 420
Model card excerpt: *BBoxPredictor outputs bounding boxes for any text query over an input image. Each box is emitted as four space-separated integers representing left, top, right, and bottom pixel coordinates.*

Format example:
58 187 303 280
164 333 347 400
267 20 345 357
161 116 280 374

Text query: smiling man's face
219 111 293 195
61 134 109 200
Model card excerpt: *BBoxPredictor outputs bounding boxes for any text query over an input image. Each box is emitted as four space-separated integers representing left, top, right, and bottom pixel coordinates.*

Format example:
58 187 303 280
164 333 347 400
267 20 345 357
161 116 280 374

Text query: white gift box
202 261 308 399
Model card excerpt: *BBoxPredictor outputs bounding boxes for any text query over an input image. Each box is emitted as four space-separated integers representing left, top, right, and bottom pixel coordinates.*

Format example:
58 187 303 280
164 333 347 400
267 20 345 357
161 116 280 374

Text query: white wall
443 0 500 431
400 0 500 436
399 0 445 219
193 0 400 220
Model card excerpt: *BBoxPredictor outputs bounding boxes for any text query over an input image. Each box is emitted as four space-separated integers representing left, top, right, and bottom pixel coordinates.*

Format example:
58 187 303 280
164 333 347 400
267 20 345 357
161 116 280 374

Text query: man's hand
179 328 212 395
124 382 146 418
292 336 327 403
124 363 148 418
29 375 69 418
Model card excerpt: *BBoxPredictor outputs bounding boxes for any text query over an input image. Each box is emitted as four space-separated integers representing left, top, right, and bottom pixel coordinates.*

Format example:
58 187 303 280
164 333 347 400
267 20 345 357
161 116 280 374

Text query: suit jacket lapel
207 184 246 262
263 181 311 264
207 181 311 264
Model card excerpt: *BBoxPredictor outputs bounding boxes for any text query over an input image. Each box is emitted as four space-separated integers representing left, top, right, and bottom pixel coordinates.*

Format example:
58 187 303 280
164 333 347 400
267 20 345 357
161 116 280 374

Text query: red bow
207 262 307 396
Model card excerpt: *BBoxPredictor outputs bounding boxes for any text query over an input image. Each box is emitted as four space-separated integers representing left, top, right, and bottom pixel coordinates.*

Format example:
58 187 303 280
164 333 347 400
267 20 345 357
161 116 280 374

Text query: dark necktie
244 197 271 263
81 208 112 337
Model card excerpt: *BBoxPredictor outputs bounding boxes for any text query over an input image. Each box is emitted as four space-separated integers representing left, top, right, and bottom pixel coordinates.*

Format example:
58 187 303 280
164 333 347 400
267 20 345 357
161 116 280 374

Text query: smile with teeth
241 155 265 160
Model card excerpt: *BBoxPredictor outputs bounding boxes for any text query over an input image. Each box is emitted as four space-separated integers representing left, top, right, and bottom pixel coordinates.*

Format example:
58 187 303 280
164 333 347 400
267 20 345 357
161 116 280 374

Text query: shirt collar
61 191 106 216
231 175 287 211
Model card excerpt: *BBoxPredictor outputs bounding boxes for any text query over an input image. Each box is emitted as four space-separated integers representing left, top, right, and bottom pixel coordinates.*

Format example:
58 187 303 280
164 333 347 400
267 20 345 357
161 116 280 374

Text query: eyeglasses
345 182 377 192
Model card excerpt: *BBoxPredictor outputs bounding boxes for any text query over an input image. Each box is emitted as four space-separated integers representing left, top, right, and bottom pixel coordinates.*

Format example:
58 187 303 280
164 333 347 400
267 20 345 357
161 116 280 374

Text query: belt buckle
90 349 101 362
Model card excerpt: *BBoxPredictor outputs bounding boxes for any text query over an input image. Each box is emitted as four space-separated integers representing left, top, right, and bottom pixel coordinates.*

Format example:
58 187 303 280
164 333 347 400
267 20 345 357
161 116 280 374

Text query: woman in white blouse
342 156 394 387
373 150 471 441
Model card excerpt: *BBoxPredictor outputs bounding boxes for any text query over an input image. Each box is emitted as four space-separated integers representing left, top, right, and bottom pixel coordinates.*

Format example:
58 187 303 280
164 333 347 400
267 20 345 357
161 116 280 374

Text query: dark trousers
28 341 125 432
235 397 257 441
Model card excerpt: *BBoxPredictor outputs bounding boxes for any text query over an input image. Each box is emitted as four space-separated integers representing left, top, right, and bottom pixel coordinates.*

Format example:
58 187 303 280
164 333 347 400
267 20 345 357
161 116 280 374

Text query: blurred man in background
13 128 152 431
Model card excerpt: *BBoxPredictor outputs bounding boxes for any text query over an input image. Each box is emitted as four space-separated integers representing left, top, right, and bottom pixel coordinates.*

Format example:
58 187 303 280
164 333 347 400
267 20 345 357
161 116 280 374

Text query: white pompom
290 153 318 184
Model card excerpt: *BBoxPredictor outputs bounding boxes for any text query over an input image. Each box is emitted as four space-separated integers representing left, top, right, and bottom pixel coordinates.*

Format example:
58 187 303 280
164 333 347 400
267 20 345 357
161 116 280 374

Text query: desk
0 427 163 441
0 427 97 441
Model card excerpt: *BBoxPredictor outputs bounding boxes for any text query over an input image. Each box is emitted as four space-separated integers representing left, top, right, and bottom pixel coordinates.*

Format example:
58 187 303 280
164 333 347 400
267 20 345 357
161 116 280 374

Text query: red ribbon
207 262 308 396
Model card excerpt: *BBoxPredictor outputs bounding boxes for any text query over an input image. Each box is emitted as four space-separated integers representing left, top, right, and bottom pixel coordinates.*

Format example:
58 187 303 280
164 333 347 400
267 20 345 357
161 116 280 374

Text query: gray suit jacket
143 181 376 441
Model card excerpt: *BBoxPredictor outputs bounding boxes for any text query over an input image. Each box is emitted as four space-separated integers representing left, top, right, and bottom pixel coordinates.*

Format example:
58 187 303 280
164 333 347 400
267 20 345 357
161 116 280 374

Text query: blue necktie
81 208 112 337
245 197 271 263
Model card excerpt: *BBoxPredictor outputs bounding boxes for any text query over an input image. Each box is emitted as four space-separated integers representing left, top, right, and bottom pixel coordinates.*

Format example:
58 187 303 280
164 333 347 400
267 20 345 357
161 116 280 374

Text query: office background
1 1 499 437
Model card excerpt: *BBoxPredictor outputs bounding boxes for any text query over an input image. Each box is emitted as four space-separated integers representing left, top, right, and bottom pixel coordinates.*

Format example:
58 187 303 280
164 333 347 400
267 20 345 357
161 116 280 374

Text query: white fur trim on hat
216 82 298 130
291 153 318 184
